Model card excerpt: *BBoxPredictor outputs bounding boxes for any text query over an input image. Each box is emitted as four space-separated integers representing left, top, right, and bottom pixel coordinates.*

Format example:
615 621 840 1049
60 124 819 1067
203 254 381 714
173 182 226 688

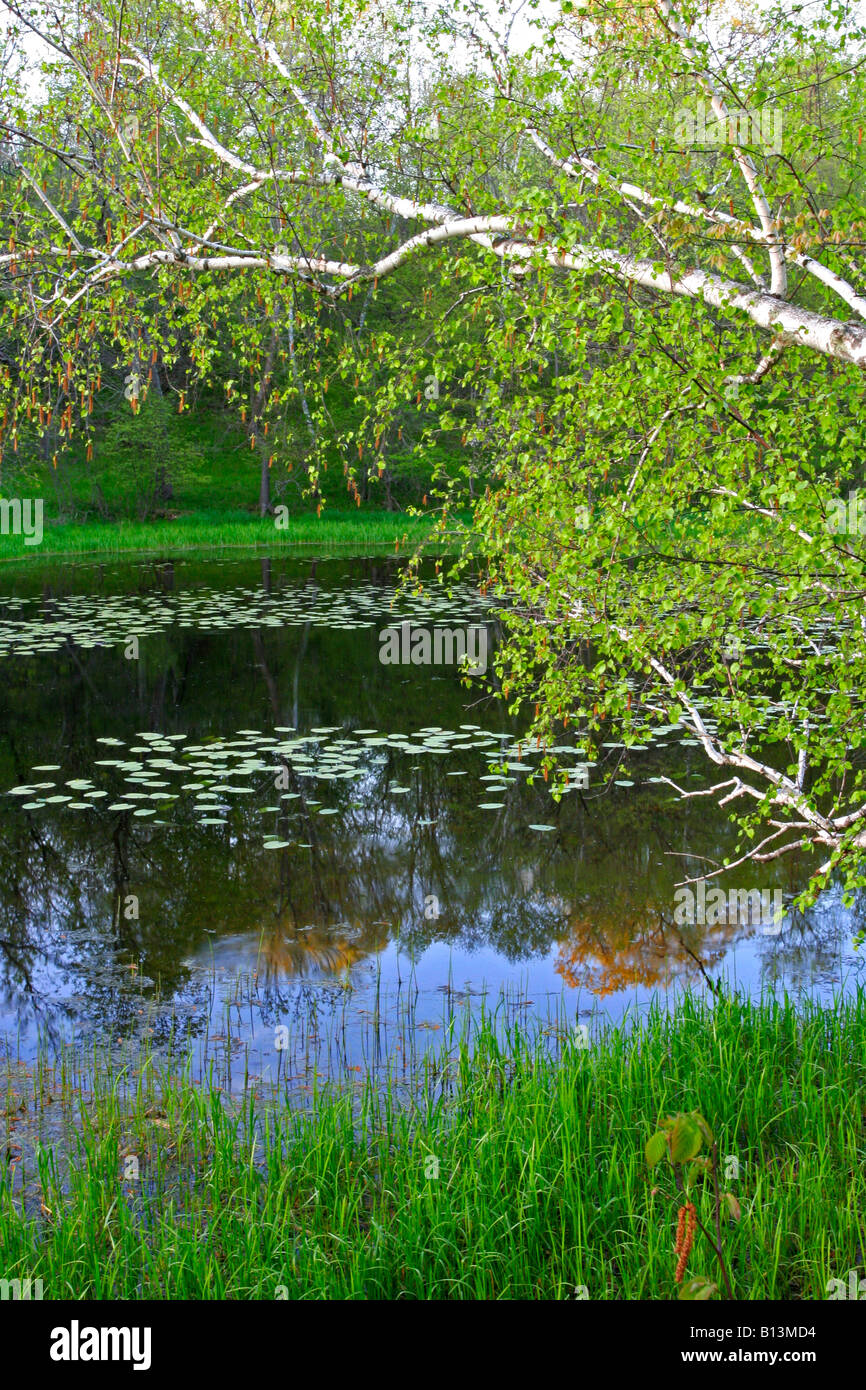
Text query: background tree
2 0 866 902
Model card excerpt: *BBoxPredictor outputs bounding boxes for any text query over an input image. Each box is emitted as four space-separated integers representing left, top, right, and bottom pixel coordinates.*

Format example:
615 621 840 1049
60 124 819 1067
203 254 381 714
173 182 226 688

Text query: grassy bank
2 992 863 1300
0 510 437 563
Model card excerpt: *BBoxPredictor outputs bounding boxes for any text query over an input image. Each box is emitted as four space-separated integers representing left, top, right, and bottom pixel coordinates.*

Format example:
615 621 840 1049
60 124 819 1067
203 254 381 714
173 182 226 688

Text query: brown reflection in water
252 916 386 982
555 900 740 997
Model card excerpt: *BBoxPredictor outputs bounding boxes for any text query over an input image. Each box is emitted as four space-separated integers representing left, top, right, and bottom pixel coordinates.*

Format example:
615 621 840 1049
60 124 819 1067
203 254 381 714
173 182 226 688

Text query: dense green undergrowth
0 388 447 530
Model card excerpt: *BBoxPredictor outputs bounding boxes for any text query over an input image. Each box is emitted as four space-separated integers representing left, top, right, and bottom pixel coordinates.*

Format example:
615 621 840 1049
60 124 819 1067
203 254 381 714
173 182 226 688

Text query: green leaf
691 1111 714 1146
678 1277 718 1301
670 1115 703 1164
645 1131 667 1167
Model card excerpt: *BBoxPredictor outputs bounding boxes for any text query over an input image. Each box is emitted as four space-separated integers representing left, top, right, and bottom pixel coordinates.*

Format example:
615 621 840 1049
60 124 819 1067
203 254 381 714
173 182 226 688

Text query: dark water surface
0 553 861 1093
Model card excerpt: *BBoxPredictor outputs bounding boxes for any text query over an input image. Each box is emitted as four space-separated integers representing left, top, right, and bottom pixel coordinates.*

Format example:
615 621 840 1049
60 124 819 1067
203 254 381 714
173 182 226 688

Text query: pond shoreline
0 511 446 564
2 991 863 1300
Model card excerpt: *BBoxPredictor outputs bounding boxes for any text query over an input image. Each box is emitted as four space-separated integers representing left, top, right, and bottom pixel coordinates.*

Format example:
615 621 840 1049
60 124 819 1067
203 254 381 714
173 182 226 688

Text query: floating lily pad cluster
5 691 785 839
5 724 596 834
0 581 491 657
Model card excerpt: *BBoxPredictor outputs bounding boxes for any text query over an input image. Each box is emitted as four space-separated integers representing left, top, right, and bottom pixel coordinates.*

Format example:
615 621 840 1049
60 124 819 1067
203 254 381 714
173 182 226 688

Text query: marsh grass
1 991 863 1300
0 510 437 562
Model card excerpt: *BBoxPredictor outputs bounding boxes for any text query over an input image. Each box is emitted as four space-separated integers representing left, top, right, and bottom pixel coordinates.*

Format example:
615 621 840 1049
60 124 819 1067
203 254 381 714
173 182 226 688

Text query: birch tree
2 0 866 899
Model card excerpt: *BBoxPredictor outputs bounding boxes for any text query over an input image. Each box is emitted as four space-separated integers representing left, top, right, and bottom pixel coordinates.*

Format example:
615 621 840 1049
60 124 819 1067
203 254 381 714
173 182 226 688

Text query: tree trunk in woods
253 323 279 516
258 445 270 517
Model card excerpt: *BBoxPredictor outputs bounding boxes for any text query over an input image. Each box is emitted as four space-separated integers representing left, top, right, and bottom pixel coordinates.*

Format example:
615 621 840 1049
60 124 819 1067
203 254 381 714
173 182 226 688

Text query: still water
0 553 861 1092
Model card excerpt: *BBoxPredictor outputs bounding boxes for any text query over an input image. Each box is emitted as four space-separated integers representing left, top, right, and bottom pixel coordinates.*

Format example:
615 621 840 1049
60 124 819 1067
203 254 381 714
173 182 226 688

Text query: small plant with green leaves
645 1110 740 1301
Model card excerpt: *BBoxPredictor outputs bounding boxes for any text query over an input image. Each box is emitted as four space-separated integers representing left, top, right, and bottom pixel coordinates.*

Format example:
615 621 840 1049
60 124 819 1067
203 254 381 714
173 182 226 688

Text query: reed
0 510 437 562
1 991 863 1300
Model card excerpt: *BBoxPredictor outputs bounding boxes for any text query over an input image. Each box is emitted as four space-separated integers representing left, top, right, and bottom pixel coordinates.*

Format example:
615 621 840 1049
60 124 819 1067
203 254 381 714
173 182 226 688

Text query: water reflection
0 554 861 1078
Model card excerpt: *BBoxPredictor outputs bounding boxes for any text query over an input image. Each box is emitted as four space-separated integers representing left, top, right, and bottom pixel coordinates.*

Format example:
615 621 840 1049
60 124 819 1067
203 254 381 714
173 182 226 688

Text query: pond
0 552 861 1096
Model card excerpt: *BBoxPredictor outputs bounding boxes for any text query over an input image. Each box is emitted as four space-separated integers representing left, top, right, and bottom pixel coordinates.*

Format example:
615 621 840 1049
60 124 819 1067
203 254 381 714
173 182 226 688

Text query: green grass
1 991 863 1300
0 509 436 562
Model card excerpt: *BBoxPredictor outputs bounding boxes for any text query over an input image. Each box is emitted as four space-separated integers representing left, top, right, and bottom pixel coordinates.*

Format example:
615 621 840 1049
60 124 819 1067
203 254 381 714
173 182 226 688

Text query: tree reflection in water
0 555 861 1068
